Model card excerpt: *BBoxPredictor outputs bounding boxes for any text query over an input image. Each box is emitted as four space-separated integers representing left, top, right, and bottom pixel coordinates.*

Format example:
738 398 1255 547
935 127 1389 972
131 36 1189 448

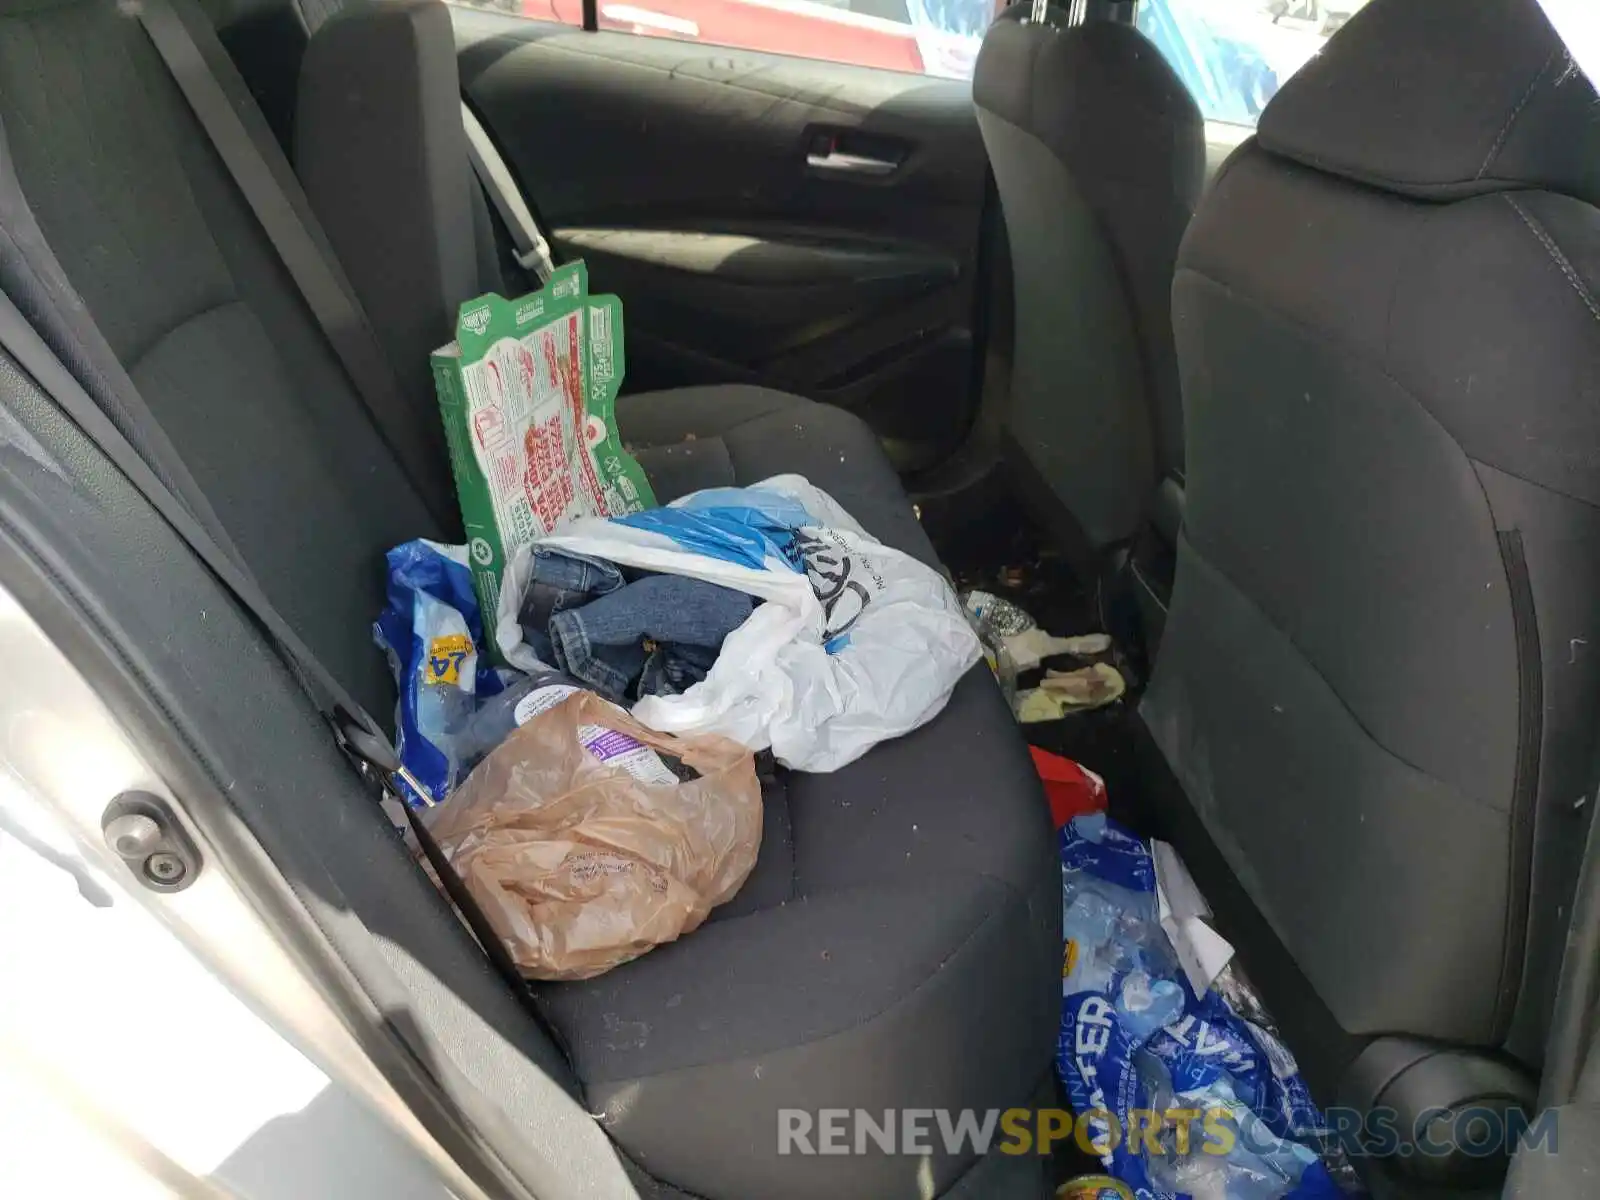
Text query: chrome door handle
805 149 899 177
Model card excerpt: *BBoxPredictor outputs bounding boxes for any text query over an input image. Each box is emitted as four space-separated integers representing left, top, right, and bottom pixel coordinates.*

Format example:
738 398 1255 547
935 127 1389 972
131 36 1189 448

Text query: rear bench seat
0 0 1058 1195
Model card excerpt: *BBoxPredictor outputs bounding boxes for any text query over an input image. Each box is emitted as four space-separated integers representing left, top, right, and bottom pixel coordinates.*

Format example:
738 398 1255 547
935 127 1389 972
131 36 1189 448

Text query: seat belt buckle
327 707 434 809
514 245 554 283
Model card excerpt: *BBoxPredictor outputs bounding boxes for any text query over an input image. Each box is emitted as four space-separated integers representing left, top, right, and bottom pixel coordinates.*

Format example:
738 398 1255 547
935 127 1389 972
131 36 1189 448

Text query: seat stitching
1504 194 1600 325
1466 454 1600 514
1477 48 1558 180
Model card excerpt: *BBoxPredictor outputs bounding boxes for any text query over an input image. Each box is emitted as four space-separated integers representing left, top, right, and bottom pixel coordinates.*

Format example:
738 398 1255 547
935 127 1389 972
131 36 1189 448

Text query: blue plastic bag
1057 814 1346 1200
1149 990 1326 1146
611 484 811 572
373 540 509 807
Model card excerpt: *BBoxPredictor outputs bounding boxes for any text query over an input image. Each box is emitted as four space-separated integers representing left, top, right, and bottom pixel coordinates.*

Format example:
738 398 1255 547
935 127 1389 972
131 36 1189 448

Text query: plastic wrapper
373 539 512 806
1057 814 1351 1199
1208 963 1363 1191
963 589 1037 637
499 474 980 772
965 602 1019 704
422 687 762 980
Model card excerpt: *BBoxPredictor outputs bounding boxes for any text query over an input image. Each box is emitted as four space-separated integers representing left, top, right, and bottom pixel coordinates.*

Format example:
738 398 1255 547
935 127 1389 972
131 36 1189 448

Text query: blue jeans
548 573 754 701
517 548 625 665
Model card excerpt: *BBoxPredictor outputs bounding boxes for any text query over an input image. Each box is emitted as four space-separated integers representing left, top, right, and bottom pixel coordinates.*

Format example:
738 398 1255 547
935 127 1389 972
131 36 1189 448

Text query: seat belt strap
0 289 368 753
136 0 458 534
462 103 555 283
0 283 555 1041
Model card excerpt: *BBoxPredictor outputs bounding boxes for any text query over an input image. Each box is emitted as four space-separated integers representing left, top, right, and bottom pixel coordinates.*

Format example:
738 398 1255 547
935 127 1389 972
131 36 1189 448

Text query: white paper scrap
1152 838 1235 995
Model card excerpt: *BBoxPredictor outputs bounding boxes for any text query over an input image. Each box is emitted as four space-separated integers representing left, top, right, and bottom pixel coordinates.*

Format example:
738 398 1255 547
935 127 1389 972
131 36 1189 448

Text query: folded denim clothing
640 642 721 699
517 548 625 665
548 573 755 702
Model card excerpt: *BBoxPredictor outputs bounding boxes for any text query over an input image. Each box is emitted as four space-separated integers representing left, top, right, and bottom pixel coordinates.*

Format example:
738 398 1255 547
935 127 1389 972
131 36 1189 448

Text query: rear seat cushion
586 385 1059 1198
534 664 1059 1200
618 384 939 570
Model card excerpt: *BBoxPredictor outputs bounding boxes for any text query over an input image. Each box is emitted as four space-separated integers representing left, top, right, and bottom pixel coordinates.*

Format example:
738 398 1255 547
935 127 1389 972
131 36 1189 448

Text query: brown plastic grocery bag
421 689 762 981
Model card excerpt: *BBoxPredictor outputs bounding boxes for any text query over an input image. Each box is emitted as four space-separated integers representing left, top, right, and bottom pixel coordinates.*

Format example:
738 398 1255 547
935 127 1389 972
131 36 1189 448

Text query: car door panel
454 7 990 471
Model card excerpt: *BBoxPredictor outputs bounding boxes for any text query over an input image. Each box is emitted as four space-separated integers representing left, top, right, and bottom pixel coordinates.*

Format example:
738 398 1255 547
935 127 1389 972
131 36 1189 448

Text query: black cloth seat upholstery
618 384 940 566
0 1 1059 1196
290 0 940 568
973 7 1203 555
538 665 1058 1200
590 385 1061 1199
1144 0 1600 1093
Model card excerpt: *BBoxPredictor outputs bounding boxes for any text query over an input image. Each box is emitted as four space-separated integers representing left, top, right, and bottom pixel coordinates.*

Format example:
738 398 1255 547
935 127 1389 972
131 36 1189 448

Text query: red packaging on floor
1029 746 1107 828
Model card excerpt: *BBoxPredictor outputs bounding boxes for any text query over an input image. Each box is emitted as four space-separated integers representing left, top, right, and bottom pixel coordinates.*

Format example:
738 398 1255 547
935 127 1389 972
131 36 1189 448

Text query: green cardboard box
431 260 654 628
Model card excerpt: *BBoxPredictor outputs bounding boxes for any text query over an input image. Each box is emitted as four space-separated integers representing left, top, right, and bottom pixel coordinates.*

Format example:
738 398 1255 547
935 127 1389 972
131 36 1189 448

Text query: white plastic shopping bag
495 475 981 772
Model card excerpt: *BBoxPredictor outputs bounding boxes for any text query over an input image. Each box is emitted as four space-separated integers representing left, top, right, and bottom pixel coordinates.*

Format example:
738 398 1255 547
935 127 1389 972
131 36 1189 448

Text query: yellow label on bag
427 633 473 685
1056 1177 1134 1200
1063 938 1079 979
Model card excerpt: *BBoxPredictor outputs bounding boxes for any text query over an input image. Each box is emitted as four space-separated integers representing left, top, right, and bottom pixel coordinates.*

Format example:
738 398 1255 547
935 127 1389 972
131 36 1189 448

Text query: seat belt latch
328 707 435 809
514 245 554 282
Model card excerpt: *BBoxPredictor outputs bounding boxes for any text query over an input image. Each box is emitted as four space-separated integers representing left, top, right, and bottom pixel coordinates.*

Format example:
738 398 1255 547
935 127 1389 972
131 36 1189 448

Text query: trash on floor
1017 663 1128 722
1017 691 1068 723
1058 814 1350 1200
422 685 760 980
967 615 1020 702
964 587 1038 637
1043 663 1126 703
1056 1176 1136 1200
976 628 1019 704
495 475 980 772
1030 746 1107 828
1006 628 1112 672
431 260 656 625
373 539 516 806
964 586 1115 708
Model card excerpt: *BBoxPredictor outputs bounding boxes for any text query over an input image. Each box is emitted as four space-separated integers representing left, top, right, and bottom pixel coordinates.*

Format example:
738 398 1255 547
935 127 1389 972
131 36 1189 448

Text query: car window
1139 0 1364 126
1539 0 1600 89
449 0 997 77
446 0 1359 102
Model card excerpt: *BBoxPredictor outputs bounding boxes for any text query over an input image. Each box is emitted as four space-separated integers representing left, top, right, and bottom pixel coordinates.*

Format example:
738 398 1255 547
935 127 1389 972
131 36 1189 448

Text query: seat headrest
1256 0 1600 206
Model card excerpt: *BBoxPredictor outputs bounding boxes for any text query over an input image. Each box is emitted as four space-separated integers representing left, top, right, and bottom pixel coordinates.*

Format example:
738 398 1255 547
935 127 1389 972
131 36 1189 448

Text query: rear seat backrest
0 0 439 717
973 5 1204 560
294 0 481 437
294 0 529 419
